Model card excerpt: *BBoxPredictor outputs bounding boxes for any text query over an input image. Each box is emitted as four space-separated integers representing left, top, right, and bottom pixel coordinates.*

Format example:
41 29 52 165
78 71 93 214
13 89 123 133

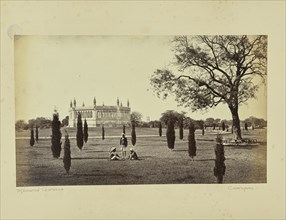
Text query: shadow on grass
197 139 215 141
73 173 126 177
174 175 194 183
227 145 261 150
193 158 235 162
85 150 109 153
72 157 108 160
173 149 188 152
139 156 153 159
194 159 214 162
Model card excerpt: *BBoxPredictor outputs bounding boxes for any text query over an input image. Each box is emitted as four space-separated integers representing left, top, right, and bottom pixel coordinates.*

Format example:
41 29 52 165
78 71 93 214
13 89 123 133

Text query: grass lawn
16 127 267 186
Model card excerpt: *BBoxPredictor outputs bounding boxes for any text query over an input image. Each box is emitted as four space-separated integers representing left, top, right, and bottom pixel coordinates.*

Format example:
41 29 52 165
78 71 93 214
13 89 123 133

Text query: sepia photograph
1 1 285 220
15 35 267 186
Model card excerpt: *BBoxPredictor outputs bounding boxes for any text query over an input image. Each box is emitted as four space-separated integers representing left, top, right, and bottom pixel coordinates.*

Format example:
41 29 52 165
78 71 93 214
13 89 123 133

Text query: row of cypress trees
76 114 89 150
160 111 196 159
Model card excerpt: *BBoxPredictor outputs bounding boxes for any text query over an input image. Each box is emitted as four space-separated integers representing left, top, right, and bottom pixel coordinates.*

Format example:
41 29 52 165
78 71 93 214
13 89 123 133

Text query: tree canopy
130 111 143 126
151 35 267 139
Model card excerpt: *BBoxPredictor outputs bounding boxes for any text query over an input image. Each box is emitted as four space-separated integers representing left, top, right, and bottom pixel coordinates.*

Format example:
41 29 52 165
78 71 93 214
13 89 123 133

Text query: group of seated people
109 147 138 160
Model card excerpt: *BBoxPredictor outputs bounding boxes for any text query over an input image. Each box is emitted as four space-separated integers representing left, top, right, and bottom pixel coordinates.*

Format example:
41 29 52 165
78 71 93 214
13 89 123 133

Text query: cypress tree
188 122 196 160
51 113 62 158
179 121 184 140
159 122 162 137
123 125 126 134
76 113 84 150
222 122 225 131
213 124 216 130
214 134 226 183
131 122 136 146
102 125 105 140
35 126 39 143
166 120 175 150
245 122 248 131
30 127 35 146
83 119 88 143
63 133 71 175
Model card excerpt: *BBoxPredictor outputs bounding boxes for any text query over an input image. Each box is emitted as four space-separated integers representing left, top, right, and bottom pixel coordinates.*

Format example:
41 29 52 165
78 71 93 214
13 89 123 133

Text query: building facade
69 97 131 127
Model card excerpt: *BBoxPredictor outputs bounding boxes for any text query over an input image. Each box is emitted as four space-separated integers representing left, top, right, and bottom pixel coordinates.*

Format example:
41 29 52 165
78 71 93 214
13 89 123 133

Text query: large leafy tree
151 35 267 140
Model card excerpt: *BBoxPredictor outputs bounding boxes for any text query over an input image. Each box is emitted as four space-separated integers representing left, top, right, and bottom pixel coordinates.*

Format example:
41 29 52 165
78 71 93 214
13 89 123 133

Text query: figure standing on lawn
120 133 128 159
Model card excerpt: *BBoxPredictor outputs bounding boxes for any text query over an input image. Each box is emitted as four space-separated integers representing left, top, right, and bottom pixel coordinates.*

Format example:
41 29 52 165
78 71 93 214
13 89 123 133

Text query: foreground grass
16 128 267 186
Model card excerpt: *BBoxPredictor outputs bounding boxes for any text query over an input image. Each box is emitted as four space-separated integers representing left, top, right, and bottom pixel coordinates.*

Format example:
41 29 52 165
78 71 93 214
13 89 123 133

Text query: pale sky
15 36 267 122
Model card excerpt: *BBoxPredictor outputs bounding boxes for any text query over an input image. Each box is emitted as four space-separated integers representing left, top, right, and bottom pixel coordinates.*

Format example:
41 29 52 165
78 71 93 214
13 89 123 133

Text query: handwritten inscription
17 187 64 194
228 186 255 191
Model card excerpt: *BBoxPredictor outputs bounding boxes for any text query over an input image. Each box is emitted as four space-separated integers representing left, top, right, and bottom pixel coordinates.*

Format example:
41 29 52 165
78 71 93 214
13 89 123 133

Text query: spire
117 97 119 106
93 97 96 106
127 99 130 107
73 98 76 107
82 102 85 107
70 100 72 108
53 106 58 115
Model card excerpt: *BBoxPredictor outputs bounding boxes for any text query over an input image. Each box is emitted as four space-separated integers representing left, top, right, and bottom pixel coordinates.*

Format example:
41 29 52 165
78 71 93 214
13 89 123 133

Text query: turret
82 102 85 107
70 100 73 108
73 98 76 107
117 97 119 106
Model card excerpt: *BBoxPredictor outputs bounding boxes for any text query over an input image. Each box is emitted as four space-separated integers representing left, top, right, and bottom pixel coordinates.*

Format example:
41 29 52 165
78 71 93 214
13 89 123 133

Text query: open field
16 127 267 186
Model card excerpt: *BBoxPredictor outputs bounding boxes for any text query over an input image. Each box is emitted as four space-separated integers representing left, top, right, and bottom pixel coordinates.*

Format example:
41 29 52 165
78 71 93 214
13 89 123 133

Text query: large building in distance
69 97 131 127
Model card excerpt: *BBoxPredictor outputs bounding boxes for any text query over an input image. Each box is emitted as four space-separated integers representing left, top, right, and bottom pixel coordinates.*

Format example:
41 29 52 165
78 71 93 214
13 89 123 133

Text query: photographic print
15 35 267 186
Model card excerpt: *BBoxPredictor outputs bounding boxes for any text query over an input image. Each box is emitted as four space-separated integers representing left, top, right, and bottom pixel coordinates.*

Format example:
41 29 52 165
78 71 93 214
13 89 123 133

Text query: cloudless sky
15 36 267 122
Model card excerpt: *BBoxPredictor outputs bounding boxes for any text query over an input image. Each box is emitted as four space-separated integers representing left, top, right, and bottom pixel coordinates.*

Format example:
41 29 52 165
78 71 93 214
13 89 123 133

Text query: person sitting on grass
110 147 121 160
128 148 138 160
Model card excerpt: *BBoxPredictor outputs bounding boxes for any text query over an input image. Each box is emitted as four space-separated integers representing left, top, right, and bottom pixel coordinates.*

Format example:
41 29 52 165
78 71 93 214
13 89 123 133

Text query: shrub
159 122 162 137
222 122 225 131
166 121 175 150
84 119 88 143
76 113 84 150
131 123 136 146
214 134 226 183
179 121 184 140
188 122 196 159
102 125 105 140
51 113 62 158
30 127 35 146
63 134 71 174
35 126 39 143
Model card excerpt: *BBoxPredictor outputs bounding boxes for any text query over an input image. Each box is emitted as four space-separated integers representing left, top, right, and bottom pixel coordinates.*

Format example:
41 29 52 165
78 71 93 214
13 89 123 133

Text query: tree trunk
217 175 223 184
230 107 242 140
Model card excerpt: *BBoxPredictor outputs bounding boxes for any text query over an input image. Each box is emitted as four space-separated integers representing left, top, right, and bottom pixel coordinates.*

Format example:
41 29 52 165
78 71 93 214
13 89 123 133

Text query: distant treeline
15 116 69 131
15 115 266 131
